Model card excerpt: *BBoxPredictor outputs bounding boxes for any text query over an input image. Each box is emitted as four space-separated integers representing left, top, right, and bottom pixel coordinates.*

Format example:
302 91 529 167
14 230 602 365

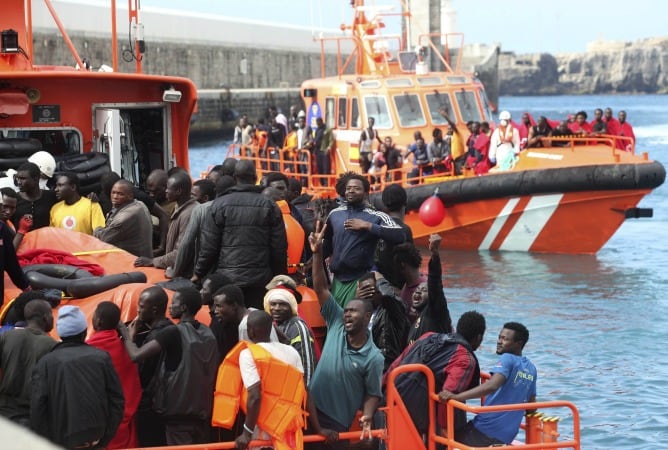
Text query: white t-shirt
239 342 304 448
238 308 280 343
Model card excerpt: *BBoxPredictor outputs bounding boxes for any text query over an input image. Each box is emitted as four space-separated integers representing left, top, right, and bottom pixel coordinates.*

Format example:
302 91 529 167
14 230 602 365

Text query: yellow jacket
212 341 307 450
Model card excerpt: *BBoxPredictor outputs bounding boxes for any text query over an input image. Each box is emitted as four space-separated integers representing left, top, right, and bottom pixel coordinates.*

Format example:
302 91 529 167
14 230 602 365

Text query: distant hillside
498 37 668 95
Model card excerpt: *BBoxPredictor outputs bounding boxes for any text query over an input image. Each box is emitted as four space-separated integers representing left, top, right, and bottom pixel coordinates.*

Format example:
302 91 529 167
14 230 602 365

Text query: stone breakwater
499 37 668 96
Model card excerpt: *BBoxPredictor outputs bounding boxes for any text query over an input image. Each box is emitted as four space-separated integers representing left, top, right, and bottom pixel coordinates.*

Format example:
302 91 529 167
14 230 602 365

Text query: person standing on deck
193 160 288 310
489 111 521 171
12 162 57 230
439 322 537 447
358 117 382 174
375 183 413 289
616 110 635 151
50 172 105 235
323 173 405 307
313 117 334 187
407 234 453 344
308 221 384 450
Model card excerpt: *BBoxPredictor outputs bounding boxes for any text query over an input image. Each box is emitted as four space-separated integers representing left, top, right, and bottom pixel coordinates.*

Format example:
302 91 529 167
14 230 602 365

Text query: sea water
189 94 668 449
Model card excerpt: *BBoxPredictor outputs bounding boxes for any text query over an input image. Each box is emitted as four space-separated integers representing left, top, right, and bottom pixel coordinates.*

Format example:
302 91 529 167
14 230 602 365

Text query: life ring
0 138 43 158
23 264 147 298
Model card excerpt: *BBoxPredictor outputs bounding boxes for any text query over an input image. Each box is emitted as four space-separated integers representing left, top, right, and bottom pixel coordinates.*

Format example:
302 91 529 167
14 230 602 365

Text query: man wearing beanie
31 305 125 449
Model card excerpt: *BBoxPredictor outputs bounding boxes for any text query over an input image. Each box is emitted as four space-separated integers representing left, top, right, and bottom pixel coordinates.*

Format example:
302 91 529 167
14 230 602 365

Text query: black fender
0 138 42 158
0 157 29 170
66 272 147 298
57 152 109 172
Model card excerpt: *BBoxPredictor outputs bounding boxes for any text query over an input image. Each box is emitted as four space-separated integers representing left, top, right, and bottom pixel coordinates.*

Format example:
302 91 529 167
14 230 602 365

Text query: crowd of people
0 135 541 449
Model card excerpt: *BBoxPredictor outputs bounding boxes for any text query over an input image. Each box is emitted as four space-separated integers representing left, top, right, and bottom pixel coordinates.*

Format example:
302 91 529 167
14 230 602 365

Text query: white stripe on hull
499 194 564 251
478 198 520 250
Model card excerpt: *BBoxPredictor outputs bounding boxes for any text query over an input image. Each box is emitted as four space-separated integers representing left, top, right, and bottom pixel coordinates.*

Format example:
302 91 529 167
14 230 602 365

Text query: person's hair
393 243 422 269
456 311 486 344
17 162 41 180
213 284 245 307
58 172 81 193
221 158 238 177
382 184 407 212
357 299 374 314
142 286 168 314
0 187 18 200
247 310 274 339
432 128 442 138
175 286 202 315
215 175 235 197
113 179 134 193
167 166 189 177
100 172 121 195
23 299 52 322
169 171 192 195
203 272 232 292
263 172 289 187
503 321 529 348
12 291 47 322
193 179 215 200
288 177 303 194
335 171 370 197
94 301 121 330
576 110 588 120
234 160 257 184
208 165 223 176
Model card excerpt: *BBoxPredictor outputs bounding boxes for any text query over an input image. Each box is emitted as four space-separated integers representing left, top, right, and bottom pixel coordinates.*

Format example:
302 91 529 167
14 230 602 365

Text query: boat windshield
0 128 81 155
478 89 493 121
364 96 392 129
393 93 426 127
425 92 454 125
455 90 482 123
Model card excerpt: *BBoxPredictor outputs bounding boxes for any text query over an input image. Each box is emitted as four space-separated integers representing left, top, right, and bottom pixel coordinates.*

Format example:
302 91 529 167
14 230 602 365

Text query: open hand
308 221 327 253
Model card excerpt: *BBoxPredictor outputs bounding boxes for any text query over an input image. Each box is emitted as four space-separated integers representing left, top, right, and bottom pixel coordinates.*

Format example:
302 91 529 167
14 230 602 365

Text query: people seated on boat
387 311 486 438
616 110 635 151
407 234 453 345
405 135 431 182
548 120 574 147
94 179 154 258
97 171 169 257
165 177 225 279
308 222 384 449
1 187 30 250
517 112 536 149
263 284 318 385
193 160 288 310
119 287 218 445
50 172 105 235
313 117 334 187
323 173 405 307
603 107 620 135
465 122 491 175
383 136 404 182
354 271 410 372
33 305 124 449
87 302 142 450
527 116 553 148
121 286 173 447
439 322 537 447
12 162 57 230
359 117 382 174
368 143 387 187
135 170 198 270
375 183 413 288
590 108 607 135
427 128 452 174
0 298 56 426
27 151 57 191
568 111 593 136
489 111 521 171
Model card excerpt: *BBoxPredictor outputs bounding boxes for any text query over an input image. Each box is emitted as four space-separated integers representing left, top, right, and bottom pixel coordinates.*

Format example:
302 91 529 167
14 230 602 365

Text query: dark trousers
316 151 331 186
455 421 505 447
164 417 210 445
136 408 167 447
305 409 349 450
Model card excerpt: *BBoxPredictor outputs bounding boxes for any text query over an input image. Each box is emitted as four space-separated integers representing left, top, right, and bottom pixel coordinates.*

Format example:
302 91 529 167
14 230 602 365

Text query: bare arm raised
308 221 330 306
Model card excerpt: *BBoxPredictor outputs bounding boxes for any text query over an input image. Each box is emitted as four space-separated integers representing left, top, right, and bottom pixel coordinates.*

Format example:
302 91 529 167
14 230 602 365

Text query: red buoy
419 194 445 226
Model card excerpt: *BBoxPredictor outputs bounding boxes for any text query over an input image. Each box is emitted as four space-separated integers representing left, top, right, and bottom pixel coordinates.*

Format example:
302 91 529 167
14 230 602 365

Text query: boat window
425 92 454 125
325 97 336 129
417 76 443 86
386 78 413 88
446 76 468 84
351 98 360 128
0 128 82 155
360 80 382 89
363 96 392 129
338 97 348 128
393 93 426 127
478 89 493 121
455 90 482 123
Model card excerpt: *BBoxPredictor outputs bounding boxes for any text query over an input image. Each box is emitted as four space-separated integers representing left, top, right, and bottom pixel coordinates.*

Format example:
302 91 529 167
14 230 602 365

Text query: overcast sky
135 0 666 54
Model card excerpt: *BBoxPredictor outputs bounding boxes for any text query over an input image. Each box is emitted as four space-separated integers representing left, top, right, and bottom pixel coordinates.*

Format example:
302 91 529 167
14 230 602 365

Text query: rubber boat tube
0 138 42 158
370 162 667 211
23 264 147 298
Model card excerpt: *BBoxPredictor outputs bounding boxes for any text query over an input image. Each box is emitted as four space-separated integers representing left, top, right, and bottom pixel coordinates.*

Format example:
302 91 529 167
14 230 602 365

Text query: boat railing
417 32 466 74
541 134 636 156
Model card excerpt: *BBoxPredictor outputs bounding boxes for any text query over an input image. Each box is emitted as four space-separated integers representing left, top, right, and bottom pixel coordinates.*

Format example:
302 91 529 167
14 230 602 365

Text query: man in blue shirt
439 322 537 446
308 221 384 450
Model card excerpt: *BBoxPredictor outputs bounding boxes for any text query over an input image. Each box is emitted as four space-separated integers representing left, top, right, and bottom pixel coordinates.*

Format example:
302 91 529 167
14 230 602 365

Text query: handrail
42 0 85 70
542 134 635 155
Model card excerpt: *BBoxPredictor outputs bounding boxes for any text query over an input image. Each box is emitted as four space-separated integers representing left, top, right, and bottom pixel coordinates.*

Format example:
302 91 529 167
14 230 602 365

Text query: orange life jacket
212 341 307 450
277 200 305 274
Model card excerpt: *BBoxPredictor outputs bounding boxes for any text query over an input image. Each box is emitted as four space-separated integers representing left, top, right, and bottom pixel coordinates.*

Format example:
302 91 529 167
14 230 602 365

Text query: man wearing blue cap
31 305 125 449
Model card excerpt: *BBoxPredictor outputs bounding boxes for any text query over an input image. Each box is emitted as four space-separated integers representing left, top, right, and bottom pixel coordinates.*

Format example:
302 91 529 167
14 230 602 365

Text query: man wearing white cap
489 111 521 171
31 305 124 449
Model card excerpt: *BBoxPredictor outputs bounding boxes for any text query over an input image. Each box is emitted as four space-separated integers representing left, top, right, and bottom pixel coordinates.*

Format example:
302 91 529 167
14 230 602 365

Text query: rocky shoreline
498 37 668 96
